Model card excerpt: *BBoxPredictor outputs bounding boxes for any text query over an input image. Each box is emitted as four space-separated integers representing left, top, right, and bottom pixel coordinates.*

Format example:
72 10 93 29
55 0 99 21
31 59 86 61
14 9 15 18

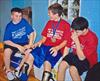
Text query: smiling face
48 10 58 20
11 11 22 24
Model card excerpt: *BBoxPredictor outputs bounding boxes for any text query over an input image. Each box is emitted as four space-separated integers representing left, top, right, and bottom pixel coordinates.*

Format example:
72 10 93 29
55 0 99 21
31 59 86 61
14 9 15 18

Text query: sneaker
6 71 15 81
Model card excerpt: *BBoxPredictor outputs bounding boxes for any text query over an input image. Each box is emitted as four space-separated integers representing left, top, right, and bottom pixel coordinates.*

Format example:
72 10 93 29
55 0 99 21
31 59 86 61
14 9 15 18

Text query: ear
11 14 13 19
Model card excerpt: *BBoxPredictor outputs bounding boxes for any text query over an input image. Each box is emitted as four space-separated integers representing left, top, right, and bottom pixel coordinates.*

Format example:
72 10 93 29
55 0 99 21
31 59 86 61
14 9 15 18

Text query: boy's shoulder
89 30 98 40
88 29 97 37
6 21 13 28
84 29 98 42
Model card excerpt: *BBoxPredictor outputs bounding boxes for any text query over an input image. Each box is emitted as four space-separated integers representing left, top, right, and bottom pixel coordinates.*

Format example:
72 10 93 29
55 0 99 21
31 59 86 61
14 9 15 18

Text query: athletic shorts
4 44 19 54
31 44 62 68
63 52 90 75
4 43 28 54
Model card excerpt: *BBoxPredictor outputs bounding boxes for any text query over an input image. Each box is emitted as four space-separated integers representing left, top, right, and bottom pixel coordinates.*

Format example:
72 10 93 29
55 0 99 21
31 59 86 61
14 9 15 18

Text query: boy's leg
42 49 62 81
4 48 12 72
16 49 32 70
44 61 52 72
15 52 34 77
57 61 69 81
14 54 29 78
60 52 90 81
4 48 16 80
4 45 19 72
17 54 34 81
25 54 34 75
42 61 52 81
69 66 82 81
18 54 29 69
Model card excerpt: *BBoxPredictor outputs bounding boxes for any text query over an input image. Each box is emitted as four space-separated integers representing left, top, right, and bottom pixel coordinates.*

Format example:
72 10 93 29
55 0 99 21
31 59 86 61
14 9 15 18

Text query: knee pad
42 71 55 81
23 62 29 75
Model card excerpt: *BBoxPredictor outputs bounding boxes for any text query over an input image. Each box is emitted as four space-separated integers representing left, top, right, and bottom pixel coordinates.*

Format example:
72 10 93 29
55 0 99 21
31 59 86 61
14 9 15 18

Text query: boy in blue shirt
3 7 35 81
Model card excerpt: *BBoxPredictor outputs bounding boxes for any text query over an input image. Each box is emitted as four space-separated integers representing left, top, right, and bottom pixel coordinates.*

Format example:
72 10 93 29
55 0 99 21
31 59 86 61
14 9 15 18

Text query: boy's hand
17 45 25 53
49 47 58 57
71 31 78 43
24 44 33 49
37 41 42 47
24 49 32 55
32 42 42 48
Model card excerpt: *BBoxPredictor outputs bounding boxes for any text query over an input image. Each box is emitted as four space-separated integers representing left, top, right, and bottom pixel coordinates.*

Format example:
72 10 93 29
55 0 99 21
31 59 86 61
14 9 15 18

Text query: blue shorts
45 49 62 69
31 44 62 68
63 52 90 75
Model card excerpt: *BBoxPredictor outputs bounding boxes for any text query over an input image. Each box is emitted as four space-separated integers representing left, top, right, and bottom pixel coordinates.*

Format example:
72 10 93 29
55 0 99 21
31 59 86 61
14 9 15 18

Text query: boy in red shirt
31 3 70 81
57 17 98 81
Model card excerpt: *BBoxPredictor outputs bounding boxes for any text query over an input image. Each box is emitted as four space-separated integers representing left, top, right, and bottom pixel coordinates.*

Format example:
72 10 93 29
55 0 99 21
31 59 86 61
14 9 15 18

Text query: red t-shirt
42 19 70 50
70 29 98 68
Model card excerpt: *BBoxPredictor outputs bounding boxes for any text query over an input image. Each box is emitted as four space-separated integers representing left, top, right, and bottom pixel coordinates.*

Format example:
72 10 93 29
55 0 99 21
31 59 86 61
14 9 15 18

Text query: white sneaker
6 71 15 80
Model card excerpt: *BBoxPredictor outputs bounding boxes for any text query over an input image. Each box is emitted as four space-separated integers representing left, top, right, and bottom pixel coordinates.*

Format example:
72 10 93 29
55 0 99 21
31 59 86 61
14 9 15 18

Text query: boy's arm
29 32 36 46
24 32 36 49
32 36 46 48
75 39 86 60
38 36 46 45
62 46 70 58
71 31 86 60
55 40 67 51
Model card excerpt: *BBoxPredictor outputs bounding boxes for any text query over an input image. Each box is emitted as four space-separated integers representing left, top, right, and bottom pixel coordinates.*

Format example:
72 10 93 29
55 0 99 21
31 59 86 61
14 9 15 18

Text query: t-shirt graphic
12 27 26 39
47 28 63 40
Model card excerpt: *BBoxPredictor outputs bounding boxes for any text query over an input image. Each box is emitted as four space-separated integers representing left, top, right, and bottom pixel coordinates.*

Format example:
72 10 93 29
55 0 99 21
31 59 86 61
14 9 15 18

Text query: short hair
71 17 89 30
48 3 63 17
11 7 23 14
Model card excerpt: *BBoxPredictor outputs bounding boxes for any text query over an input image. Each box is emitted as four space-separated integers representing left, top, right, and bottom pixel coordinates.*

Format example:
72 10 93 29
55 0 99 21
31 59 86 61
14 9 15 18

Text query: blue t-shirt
4 18 34 45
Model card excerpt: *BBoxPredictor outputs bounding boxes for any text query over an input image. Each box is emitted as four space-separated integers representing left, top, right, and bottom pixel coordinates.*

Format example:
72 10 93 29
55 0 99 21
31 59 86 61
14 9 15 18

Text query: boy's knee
59 61 69 71
28 54 34 61
69 65 77 73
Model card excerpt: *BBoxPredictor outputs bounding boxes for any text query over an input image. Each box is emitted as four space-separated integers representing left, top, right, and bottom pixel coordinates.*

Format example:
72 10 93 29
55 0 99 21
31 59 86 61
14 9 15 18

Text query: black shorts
63 52 90 75
4 44 19 54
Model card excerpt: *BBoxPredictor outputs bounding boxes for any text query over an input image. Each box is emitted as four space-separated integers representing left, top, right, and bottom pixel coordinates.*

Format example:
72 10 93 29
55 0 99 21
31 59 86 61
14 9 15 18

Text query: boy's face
48 10 58 20
11 12 22 24
75 30 84 36
74 29 87 36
